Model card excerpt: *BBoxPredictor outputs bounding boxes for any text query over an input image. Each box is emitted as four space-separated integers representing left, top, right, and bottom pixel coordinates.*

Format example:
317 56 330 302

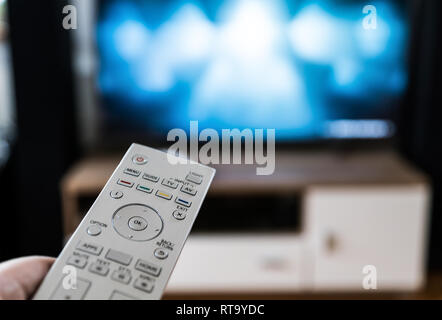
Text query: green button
136 184 153 193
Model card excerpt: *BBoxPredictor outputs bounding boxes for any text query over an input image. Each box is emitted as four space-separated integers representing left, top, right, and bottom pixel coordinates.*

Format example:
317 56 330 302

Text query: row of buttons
116 178 192 208
66 255 156 295
130 153 204 185
122 174 197 197
76 241 168 262
123 166 201 196
64 243 166 297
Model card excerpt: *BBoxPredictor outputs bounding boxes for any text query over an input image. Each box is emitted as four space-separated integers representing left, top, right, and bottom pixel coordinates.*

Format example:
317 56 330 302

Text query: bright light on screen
97 0 408 140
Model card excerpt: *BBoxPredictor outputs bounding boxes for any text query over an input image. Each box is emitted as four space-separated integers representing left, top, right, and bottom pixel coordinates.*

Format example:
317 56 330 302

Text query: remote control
33 143 215 300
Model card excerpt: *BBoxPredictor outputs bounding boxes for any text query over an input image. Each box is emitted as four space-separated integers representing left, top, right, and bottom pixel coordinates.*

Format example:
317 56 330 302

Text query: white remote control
33 143 215 300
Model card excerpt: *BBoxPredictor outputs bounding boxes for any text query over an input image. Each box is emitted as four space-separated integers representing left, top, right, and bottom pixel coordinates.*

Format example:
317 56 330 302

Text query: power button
132 154 148 165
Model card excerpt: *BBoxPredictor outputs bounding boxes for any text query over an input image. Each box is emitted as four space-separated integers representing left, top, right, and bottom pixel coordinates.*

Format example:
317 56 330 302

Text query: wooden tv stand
61 149 427 236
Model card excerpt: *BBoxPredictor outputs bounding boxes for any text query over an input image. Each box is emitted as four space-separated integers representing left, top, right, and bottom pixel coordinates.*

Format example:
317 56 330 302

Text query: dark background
0 0 441 271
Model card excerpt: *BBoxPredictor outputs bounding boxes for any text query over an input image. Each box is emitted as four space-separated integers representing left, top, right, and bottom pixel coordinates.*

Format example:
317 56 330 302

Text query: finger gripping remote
33 143 216 300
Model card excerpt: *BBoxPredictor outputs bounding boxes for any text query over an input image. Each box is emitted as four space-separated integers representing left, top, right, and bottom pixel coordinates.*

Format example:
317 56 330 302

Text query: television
72 0 411 150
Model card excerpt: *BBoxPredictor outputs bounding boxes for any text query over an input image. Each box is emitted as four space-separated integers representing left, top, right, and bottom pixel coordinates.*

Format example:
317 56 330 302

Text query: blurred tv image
96 0 409 141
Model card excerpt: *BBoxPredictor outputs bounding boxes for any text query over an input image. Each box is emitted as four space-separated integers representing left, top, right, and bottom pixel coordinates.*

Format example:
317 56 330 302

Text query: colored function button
105 249 133 266
173 210 186 221
175 197 192 208
161 178 179 189
132 154 148 165
155 190 172 200
185 172 203 184
76 241 103 256
180 184 197 196
143 173 159 183
136 184 153 194
117 179 134 188
128 216 148 231
123 168 141 177
154 248 169 260
135 259 162 277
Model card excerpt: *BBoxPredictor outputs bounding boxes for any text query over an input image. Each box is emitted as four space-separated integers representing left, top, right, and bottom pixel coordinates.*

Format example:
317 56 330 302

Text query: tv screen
96 0 409 142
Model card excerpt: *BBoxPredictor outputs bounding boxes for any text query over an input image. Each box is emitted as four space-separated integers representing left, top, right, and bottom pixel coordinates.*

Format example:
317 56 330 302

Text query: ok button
128 216 148 231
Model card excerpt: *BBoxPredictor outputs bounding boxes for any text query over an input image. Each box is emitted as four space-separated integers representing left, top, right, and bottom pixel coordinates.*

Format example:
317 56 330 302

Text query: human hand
0 256 55 300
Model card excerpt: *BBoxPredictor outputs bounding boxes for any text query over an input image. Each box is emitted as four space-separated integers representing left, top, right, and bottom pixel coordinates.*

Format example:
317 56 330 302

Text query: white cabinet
304 184 430 291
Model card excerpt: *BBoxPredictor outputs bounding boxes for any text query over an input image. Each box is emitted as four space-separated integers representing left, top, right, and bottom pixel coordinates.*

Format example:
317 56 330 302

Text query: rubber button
110 190 123 199
87 225 102 236
132 154 148 165
154 248 168 260
128 216 148 231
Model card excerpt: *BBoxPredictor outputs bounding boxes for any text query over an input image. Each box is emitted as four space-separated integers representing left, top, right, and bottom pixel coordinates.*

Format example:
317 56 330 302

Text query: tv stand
61 149 430 294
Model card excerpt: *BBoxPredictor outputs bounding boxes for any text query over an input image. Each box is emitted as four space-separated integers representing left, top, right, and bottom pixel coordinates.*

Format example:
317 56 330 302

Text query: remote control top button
155 190 172 200
136 184 153 194
67 255 88 269
132 154 148 165
154 248 169 260
51 278 91 300
89 259 110 276
143 173 159 183
161 178 178 189
185 172 203 184
175 197 192 208
123 168 141 177
109 290 137 300
117 179 134 188
110 190 123 199
173 210 187 220
76 241 103 256
111 270 132 284
128 216 148 231
135 259 162 277
87 225 102 236
134 275 154 293
105 249 133 266
180 184 197 196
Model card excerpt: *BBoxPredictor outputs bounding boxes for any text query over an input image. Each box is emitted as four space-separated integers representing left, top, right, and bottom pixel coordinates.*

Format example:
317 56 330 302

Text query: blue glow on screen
97 0 409 140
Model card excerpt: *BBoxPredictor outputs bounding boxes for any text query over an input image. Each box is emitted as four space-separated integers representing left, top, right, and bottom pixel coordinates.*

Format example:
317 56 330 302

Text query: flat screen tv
73 0 411 149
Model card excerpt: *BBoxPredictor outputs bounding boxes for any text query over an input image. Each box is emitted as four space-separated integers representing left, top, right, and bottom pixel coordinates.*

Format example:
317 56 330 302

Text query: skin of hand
0 256 55 300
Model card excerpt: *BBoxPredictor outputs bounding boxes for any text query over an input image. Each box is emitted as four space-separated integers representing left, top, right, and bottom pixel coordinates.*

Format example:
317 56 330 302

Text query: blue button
175 197 191 207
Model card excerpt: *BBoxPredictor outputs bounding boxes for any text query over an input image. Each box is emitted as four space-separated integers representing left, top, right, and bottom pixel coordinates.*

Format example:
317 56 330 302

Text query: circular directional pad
112 204 163 241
